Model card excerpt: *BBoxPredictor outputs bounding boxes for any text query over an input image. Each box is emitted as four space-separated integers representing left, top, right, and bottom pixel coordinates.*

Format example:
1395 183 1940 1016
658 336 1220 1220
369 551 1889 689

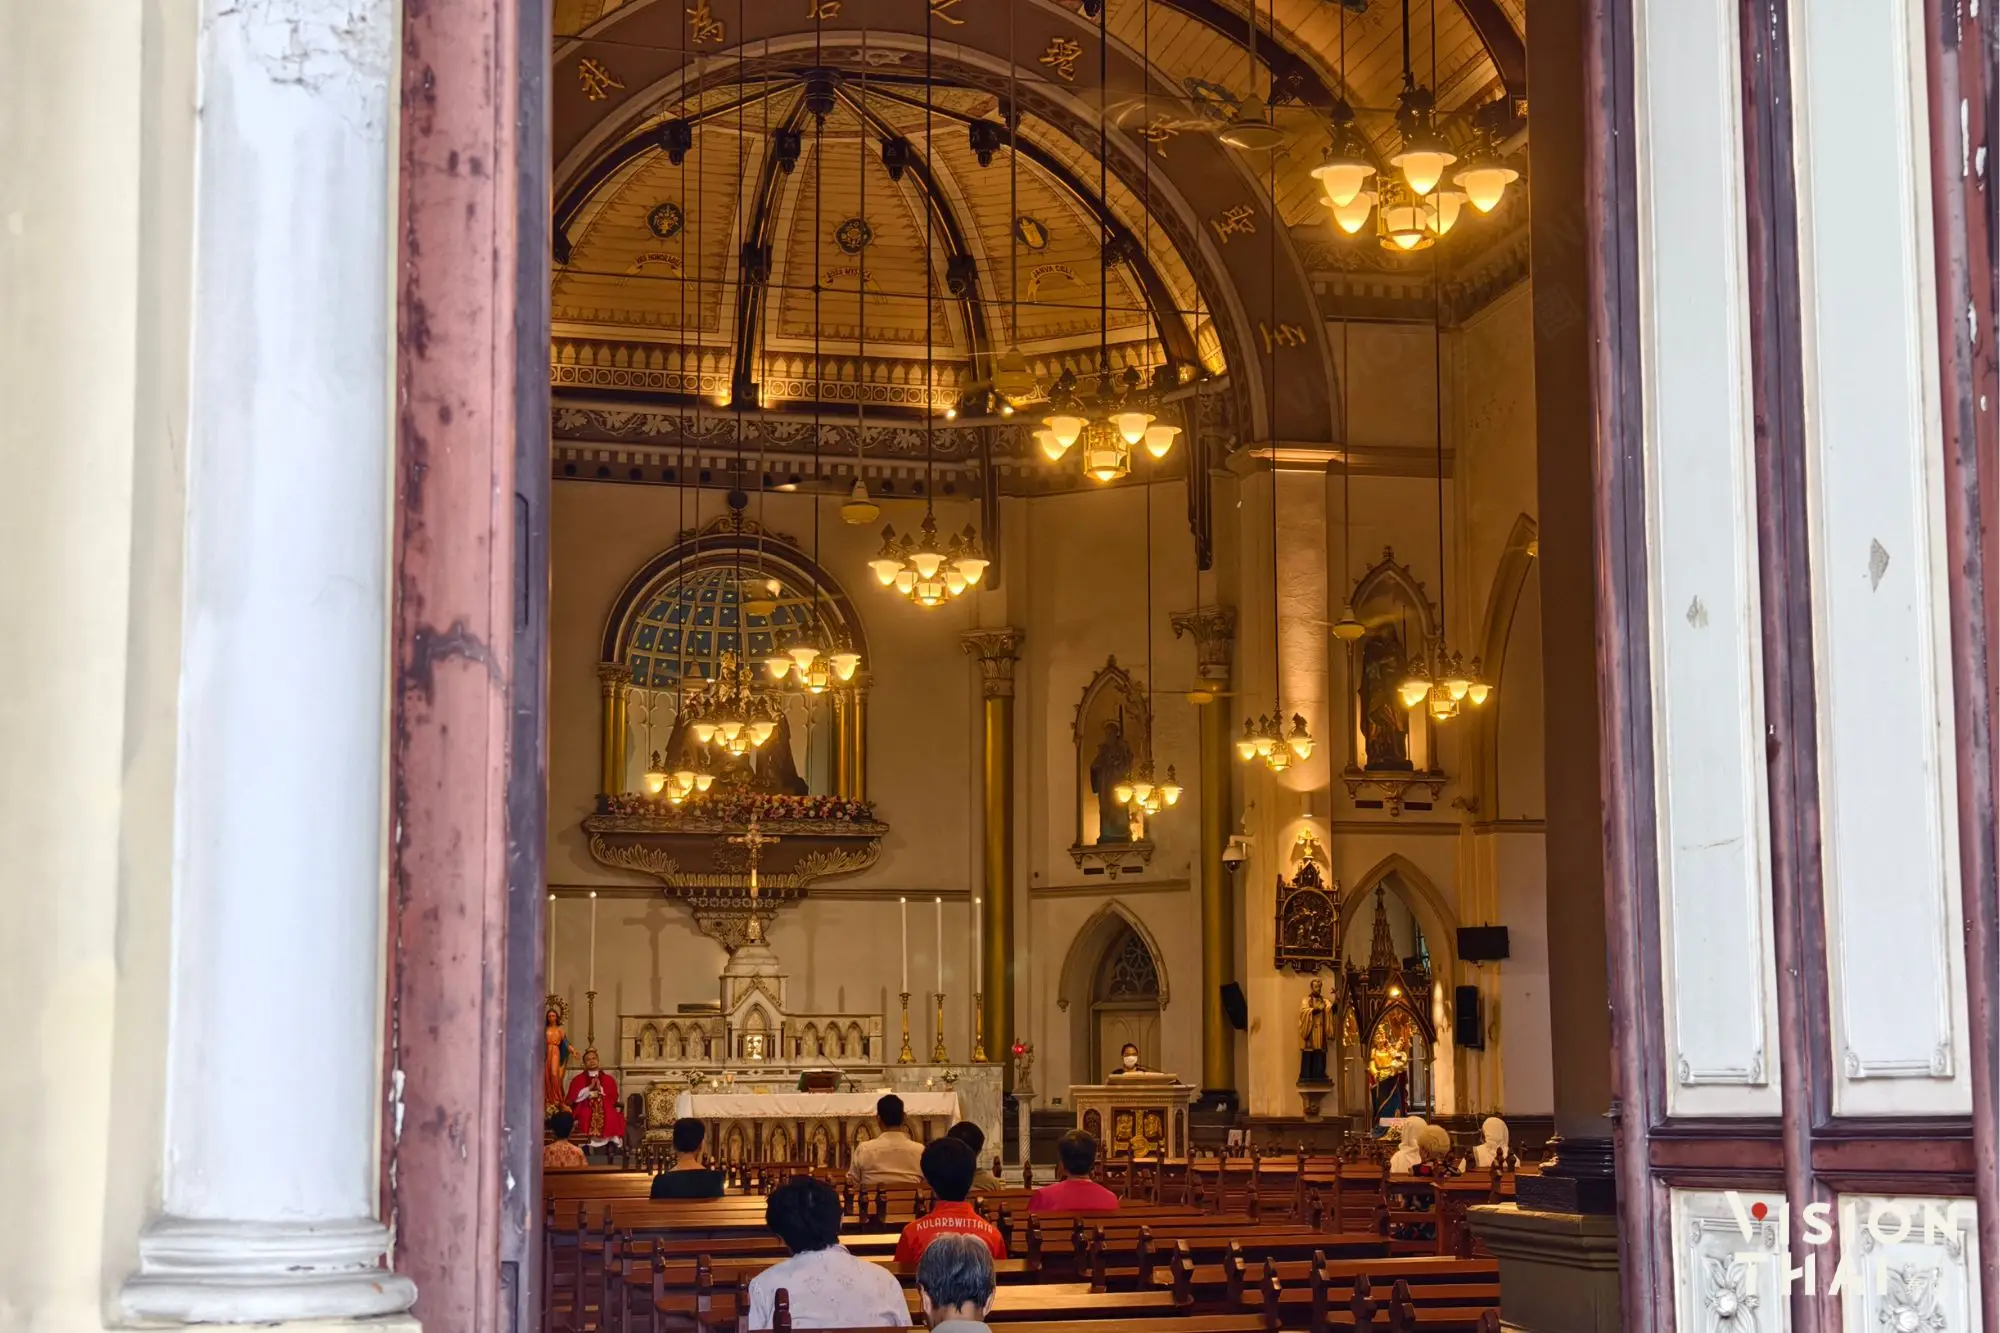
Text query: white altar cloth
673 1091 961 1121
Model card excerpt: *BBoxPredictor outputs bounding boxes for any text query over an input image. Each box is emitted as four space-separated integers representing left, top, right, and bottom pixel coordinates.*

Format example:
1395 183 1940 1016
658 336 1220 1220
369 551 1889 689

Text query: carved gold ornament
578 58 625 102
1039 37 1084 83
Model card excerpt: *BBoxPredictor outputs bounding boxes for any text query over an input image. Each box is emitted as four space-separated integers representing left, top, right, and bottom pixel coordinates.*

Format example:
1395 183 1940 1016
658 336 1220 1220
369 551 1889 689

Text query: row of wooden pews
1097 1146 1521 1261
544 1158 1506 1333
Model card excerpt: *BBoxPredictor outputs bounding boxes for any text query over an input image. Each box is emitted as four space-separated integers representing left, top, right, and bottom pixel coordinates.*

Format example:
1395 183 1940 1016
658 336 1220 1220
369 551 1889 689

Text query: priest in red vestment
567 1049 626 1145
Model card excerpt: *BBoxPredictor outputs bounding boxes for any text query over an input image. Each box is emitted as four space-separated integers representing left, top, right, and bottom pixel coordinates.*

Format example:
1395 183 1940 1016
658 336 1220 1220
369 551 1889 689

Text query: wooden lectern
1068 1072 1195 1158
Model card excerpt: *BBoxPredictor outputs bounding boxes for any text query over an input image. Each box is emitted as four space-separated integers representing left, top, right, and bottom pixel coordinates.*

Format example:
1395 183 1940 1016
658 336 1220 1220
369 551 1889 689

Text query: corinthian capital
597 661 633 694
1170 606 1237 684
960 628 1027 699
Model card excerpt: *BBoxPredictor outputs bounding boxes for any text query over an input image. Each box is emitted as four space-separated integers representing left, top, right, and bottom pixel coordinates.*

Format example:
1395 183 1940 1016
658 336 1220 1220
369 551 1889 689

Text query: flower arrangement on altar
602 790 878 825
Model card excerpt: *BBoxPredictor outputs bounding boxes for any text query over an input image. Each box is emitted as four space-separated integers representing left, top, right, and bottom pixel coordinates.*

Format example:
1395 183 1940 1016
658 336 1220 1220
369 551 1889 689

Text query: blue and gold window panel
625 565 816 689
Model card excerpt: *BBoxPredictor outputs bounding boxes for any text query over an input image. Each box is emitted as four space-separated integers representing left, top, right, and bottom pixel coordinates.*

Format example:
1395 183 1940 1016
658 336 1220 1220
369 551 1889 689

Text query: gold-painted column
597 662 631 796
1172 607 1239 1097
961 629 1024 1078
847 678 869 804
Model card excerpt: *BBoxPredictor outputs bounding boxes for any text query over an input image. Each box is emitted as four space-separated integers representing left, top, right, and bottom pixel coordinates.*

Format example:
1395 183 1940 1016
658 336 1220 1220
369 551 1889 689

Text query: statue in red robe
566 1049 626 1143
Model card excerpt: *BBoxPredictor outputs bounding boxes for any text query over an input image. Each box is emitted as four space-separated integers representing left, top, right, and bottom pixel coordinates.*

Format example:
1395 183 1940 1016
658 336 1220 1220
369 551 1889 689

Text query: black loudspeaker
1454 985 1484 1049
1457 925 1511 962
1220 983 1248 1032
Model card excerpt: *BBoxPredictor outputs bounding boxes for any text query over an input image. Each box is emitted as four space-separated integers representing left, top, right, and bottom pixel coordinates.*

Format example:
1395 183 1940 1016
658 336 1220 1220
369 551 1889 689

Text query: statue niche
1359 625 1413 771
1069 659 1155 877
1089 720 1136 845
1340 549 1447 815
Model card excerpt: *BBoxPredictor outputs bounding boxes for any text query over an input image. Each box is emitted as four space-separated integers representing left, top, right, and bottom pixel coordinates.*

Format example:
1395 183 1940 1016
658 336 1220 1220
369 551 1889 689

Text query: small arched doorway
1088 925 1162 1083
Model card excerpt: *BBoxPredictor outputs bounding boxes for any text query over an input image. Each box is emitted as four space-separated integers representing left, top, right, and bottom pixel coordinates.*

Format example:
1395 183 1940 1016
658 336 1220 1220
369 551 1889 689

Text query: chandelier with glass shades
1398 639 1491 722
1028 365 1182 483
641 640 864 802
868 512 989 607
1308 0 1520 254
1393 236 1493 726
860 37 987 611
1114 759 1183 816
1235 711 1316 772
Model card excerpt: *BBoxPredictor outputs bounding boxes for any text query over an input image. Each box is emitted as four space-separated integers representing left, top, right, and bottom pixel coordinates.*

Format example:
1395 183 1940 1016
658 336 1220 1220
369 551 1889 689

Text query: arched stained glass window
627 566 820 689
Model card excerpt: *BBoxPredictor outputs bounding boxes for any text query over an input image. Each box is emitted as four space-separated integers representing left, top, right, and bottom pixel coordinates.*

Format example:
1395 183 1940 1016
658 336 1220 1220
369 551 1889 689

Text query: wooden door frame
382 1 550 1332
1582 0 2000 1327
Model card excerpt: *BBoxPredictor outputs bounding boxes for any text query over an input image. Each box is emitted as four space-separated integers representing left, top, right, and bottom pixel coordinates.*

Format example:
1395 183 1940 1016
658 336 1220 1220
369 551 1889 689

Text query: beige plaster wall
0 0 196 1323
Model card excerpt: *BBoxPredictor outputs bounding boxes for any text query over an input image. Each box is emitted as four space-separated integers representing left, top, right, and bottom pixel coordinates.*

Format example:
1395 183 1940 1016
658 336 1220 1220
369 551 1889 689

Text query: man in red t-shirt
1028 1130 1120 1213
895 1137 1007 1265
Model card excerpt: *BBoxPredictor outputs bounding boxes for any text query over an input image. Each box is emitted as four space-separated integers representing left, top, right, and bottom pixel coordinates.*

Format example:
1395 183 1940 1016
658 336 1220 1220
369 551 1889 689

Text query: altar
671 1090 960 1166
617 920 1004 1163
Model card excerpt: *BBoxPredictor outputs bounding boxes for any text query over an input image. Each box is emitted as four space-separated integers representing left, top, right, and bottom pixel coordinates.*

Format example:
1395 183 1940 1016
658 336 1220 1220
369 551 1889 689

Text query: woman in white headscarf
1472 1117 1510 1170
1388 1115 1427 1174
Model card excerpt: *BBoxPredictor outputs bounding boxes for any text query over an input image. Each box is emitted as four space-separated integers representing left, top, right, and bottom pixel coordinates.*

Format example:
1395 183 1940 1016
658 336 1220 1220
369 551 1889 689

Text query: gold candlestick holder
932 992 949 1064
972 992 988 1063
898 991 915 1063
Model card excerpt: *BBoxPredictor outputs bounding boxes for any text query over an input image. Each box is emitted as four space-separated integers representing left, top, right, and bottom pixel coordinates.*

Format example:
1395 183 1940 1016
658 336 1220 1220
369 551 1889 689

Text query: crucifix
726 816 780 944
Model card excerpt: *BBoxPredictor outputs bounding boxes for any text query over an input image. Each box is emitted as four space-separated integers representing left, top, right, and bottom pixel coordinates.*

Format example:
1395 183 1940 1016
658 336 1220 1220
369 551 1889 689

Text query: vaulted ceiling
549 0 1530 451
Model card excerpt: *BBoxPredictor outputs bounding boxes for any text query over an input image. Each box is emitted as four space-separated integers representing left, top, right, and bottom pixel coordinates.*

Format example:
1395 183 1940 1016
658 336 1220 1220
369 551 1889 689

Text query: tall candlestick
900 897 909 994
973 895 982 994
548 892 557 986
935 896 944 996
588 890 598 991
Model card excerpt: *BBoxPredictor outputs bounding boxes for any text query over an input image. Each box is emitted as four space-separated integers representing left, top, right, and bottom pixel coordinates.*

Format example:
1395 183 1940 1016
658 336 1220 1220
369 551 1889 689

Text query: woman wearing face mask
1109 1042 1148 1077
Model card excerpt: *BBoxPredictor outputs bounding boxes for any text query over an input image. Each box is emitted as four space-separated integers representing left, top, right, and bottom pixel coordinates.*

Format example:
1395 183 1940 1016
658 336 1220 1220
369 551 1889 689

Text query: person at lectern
1107 1042 1149 1077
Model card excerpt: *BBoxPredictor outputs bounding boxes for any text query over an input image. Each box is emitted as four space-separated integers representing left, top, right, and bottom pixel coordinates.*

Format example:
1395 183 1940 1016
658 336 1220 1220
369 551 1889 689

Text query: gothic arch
1058 900 1171 1090
1339 854 1460 984
1339 854 1461 1115
1058 899 1173 1012
1467 513 1539 814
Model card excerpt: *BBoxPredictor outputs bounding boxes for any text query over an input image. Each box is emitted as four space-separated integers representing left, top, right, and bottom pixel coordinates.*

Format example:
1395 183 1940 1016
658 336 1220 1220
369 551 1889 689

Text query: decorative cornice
1169 606 1238 684
960 628 1027 698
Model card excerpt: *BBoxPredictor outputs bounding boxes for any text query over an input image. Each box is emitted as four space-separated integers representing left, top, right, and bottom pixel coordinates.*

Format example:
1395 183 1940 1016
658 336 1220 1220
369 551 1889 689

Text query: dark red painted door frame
1582 0 2000 1328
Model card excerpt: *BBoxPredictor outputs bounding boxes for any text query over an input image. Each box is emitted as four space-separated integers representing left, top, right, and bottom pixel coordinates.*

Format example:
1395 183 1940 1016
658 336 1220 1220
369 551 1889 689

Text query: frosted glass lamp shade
1312 158 1375 209
1332 190 1376 235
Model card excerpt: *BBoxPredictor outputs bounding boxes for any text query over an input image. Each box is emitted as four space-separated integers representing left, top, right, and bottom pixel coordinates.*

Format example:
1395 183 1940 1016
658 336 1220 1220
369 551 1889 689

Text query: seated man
1028 1130 1119 1213
915 1234 997 1333
748 1176 908 1331
946 1121 1004 1192
542 1111 587 1168
895 1138 1006 1264
847 1093 926 1188
651 1116 726 1199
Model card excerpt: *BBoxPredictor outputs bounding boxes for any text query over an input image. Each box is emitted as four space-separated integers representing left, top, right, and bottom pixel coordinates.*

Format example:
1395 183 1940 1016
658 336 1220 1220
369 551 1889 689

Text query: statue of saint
1360 627 1413 770
1089 720 1135 843
1298 977 1332 1084
755 712 809 795
543 1004 571 1113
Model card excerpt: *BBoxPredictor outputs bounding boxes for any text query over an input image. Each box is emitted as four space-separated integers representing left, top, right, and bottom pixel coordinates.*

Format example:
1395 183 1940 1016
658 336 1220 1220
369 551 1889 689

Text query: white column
121 0 412 1323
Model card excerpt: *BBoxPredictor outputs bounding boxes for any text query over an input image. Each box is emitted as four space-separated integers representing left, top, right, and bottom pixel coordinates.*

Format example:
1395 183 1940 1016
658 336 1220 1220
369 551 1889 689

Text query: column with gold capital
1171 606 1238 1099
597 662 632 797
961 628 1025 1083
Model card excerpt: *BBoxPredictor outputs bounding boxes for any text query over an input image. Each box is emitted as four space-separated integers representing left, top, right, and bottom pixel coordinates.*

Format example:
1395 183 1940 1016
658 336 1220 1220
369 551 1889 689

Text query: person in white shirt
1472 1116 1511 1170
748 1177 908 1331
847 1093 927 1188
